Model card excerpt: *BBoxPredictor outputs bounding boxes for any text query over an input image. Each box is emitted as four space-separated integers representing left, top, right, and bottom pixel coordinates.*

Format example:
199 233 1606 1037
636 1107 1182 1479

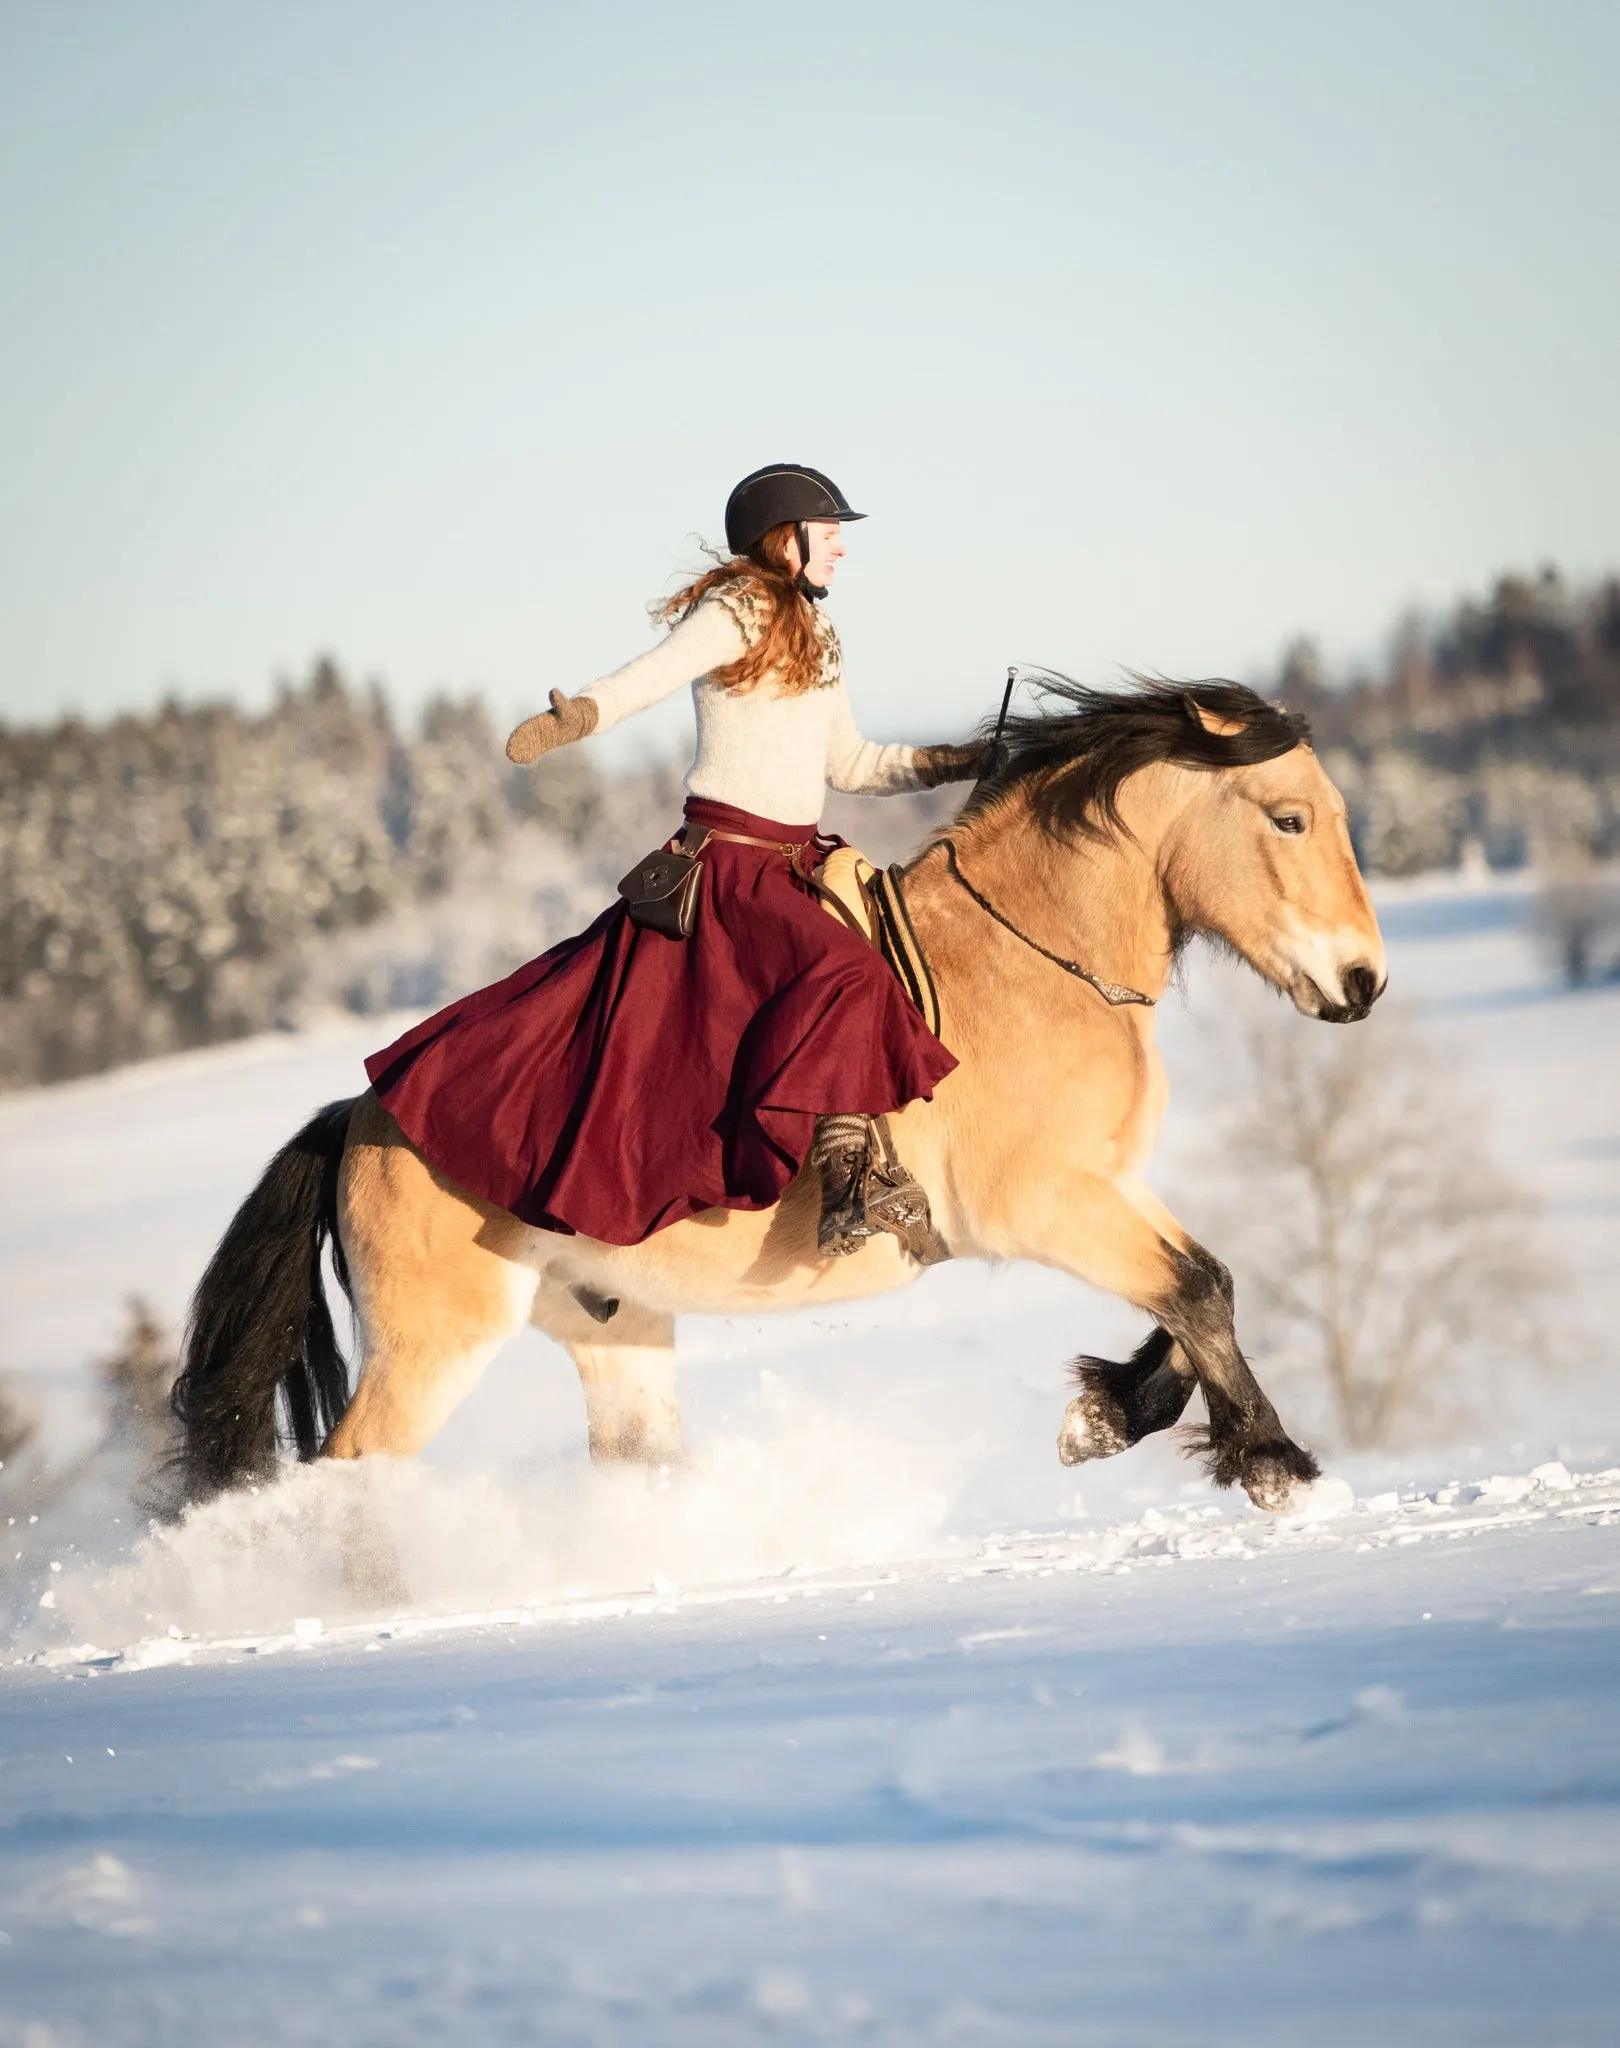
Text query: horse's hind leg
529 1284 682 1465
1058 1326 1198 1464
324 1105 539 1606
327 1100 538 1461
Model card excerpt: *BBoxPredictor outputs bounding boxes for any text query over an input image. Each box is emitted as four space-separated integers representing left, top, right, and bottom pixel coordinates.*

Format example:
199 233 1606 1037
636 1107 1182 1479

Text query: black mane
962 673 1312 839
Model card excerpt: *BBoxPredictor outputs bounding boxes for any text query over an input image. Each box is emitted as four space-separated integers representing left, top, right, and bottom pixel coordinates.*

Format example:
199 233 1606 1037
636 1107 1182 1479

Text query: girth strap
868 865 943 1037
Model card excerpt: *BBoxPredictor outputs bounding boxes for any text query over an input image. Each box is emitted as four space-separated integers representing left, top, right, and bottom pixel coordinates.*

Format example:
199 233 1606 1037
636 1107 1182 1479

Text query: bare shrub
0 1377 37 1471
1195 1005 1553 1450
1531 851 1620 988
101 1298 180 1454
0 1298 180 1551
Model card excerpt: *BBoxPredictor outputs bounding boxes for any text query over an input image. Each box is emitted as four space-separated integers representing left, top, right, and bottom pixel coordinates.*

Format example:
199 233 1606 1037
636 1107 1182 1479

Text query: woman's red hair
653 524 825 696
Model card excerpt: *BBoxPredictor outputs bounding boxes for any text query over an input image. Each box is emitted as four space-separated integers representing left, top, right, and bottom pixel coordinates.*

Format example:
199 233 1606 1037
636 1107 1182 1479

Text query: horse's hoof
1057 1381 1131 1466
1238 1441 1322 1513
587 1424 686 1468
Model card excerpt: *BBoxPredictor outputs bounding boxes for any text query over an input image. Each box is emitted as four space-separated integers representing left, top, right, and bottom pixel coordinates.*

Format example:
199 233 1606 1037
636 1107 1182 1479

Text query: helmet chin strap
793 520 827 601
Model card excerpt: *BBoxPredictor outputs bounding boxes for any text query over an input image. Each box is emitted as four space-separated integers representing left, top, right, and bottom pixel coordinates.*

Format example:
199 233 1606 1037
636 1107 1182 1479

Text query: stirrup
818 1198 876 1259
863 1117 952 1267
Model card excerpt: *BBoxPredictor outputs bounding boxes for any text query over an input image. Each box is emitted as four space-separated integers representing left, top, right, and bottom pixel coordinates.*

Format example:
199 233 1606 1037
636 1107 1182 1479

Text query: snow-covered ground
0 872 1617 2043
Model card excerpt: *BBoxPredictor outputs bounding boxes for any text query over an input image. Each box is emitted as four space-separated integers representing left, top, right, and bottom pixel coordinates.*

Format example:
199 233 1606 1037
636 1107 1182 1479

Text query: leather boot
811 1113 951 1266
811 1114 877 1257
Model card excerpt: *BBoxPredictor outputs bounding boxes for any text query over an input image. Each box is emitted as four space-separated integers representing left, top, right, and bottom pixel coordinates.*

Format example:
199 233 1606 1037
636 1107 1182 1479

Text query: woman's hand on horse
914 740 993 789
506 690 601 765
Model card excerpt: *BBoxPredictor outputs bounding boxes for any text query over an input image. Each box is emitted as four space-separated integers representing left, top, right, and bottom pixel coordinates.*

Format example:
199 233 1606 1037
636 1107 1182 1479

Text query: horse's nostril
1344 965 1379 1010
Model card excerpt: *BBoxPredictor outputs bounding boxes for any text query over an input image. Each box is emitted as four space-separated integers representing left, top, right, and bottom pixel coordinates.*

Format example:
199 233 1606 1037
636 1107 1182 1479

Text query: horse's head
966 676 1386 1021
1162 717 1386 1020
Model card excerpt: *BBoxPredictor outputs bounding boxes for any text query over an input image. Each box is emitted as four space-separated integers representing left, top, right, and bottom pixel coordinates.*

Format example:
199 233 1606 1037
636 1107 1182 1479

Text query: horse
172 677 1386 1526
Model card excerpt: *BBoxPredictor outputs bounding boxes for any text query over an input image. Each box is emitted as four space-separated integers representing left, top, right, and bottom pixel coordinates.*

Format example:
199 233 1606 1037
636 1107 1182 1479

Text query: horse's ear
1184 695 1245 738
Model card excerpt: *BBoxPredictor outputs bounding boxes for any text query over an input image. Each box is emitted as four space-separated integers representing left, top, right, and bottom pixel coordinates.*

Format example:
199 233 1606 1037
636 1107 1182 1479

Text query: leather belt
681 826 814 865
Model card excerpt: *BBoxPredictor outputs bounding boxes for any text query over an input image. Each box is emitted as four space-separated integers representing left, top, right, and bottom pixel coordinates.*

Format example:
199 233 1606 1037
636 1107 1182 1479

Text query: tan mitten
505 689 601 764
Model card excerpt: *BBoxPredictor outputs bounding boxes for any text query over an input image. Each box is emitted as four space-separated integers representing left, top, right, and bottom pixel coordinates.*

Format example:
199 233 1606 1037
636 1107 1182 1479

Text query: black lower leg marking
1059 1325 1197 1465
1160 1245 1320 1502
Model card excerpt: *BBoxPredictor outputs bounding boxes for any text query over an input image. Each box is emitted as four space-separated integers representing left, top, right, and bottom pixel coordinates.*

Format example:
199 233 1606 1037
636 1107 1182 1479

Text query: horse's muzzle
1314 962 1386 1023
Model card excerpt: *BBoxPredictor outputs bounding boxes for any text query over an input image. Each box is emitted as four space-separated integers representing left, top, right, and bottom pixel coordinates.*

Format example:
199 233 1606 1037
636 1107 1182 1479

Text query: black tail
170 1098 358 1502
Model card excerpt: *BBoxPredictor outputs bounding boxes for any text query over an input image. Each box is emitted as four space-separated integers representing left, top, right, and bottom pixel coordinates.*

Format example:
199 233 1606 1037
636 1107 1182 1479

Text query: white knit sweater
582 588 923 826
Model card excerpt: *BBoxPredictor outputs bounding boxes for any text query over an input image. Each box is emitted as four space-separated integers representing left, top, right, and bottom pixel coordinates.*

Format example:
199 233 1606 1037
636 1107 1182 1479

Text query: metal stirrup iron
862 1115 951 1267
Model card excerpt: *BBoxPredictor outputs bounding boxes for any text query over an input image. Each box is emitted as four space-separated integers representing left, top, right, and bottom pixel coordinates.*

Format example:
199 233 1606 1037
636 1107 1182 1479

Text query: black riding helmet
724 463 865 600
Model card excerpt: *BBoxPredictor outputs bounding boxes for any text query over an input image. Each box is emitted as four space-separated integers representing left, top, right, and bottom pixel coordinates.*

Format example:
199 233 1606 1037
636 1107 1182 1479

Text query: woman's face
797 519 847 588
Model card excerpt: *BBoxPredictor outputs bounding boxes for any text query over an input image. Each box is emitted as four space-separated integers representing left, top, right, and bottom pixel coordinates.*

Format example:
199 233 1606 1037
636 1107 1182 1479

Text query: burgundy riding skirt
363 796 958 1244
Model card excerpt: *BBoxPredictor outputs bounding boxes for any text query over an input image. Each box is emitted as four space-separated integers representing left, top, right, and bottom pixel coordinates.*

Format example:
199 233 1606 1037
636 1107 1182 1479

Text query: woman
365 463 986 1259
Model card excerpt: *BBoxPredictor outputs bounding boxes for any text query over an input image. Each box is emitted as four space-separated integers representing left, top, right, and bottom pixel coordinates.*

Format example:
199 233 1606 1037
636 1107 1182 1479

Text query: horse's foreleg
528 1285 683 1466
1141 1239 1319 1508
1006 1174 1317 1510
1062 1324 1198 1460
1060 1177 1197 1457
570 1322 682 1466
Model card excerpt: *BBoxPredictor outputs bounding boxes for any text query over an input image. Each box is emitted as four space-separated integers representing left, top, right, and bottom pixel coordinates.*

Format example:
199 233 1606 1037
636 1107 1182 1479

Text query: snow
0 871 1617 2042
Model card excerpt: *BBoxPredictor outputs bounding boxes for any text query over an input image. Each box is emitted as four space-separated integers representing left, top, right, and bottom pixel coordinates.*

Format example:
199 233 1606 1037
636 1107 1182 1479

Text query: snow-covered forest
1273 565 1620 874
0 664 661 1091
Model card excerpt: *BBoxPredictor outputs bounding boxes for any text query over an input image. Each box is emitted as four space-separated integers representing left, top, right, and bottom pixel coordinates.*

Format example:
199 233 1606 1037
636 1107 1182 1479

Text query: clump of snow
1287 1474 1356 1522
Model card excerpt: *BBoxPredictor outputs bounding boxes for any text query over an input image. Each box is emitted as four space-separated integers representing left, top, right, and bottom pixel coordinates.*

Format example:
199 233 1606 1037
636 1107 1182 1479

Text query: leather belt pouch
617 846 702 938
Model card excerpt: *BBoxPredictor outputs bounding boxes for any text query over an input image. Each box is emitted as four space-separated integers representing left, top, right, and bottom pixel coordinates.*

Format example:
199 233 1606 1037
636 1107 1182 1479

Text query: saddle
809 845 942 1037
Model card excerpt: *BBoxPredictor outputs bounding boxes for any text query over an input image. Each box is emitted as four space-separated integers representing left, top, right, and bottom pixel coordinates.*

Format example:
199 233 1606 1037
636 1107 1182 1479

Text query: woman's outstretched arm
583 601 745 733
507 600 745 761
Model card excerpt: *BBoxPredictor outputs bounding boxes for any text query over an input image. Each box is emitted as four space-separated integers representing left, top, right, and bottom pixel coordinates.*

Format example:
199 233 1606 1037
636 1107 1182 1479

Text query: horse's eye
1270 812 1307 835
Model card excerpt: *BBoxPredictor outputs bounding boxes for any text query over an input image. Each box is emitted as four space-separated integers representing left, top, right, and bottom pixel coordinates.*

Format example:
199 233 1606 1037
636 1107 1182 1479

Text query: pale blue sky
2 1 1616 759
